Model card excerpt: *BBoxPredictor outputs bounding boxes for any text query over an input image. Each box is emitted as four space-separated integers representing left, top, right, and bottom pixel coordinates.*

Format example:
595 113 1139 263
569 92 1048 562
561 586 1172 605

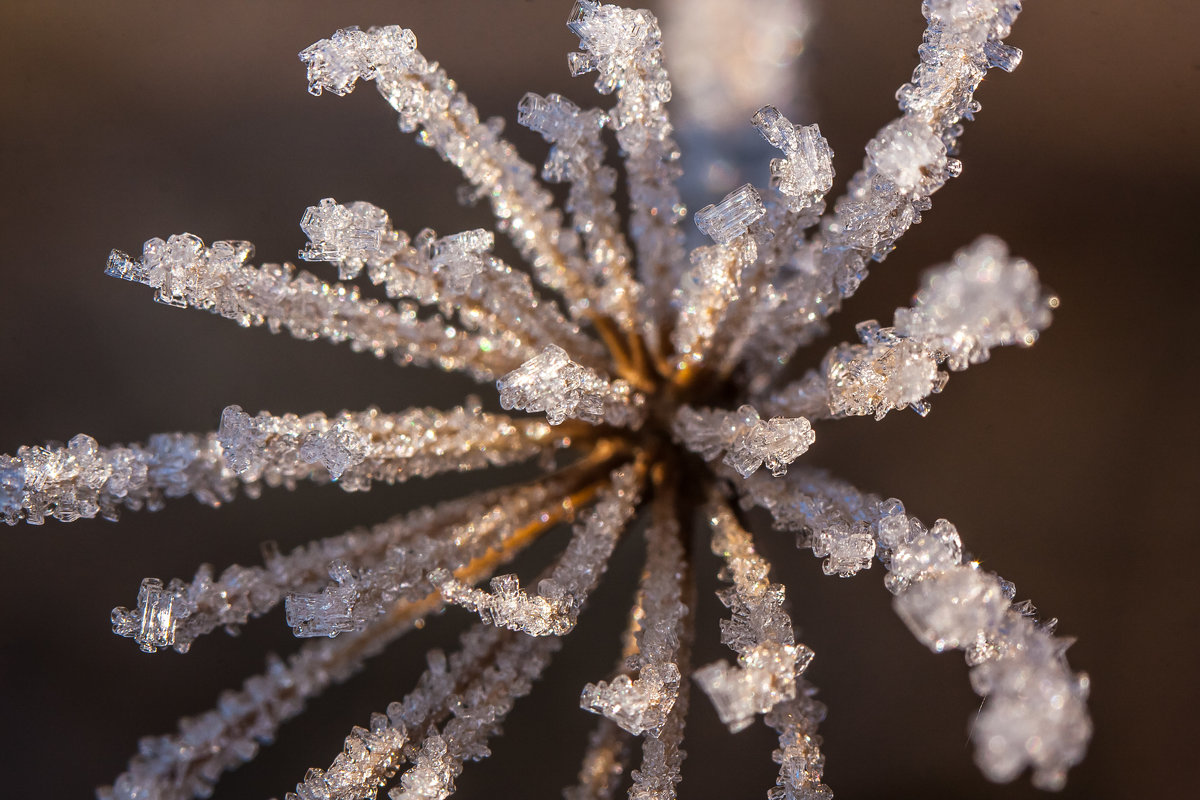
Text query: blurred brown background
0 1 1196 798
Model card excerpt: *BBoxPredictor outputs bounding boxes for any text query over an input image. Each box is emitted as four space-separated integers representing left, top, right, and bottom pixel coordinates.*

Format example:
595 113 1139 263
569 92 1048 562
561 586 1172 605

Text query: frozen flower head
2 2 1088 800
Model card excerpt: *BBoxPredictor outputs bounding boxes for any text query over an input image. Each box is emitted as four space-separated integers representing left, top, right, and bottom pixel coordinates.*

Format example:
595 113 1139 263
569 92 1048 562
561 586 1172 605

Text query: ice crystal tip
894 235 1054 369
753 106 834 207
694 183 765 245
7 1 1093 797
300 25 417 96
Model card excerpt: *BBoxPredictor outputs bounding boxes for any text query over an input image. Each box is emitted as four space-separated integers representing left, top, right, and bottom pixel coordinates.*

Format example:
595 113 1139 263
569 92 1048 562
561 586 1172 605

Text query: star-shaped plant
0 2 1090 799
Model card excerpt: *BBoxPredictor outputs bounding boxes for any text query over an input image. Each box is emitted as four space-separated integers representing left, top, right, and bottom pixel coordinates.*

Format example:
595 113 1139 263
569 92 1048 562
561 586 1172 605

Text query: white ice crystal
2 2 1090 799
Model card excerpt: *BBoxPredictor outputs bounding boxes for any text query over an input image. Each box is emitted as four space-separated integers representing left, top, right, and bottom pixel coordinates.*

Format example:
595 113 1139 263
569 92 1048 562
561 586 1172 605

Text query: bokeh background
1 1 1196 797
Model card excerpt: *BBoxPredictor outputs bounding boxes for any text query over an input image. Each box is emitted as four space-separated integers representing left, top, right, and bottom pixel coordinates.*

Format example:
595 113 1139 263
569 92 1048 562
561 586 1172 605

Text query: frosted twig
284 448 624 639
290 621 559 800
106 234 515 381
738 2 1026 374
518 92 641 331
101 588 440 800
300 26 594 322
298 200 607 369
709 108 834 377
763 236 1055 420
670 184 765 368
693 496 814 733
432 463 644 636
580 484 687 735
110 477 557 653
567 1 687 333
738 467 1092 788
215 401 554 490
763 681 832 800
0 431 234 525
387 628 560 800
627 557 693 800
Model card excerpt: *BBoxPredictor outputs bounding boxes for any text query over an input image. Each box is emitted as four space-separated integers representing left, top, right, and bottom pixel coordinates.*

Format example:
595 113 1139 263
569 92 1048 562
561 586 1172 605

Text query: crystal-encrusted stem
762 236 1054 420
567 1 687 341
300 27 594 322
106 234 515 381
693 496 815 734
743 1 1026 373
580 482 687 735
738 467 1092 788
627 564 693 800
711 109 834 379
298 202 609 371
763 681 832 800
285 447 632 639
517 92 641 332
670 185 765 372
112 483 522 653
433 462 645 637
100 588 443 800
1 431 233 526
215 401 556 491
384 627 560 800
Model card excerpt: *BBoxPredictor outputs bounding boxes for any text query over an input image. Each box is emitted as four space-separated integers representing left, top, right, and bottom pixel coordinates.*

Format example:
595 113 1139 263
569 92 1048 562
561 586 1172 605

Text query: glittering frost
497 345 646 427
739 468 1091 786
433 465 643 636
893 235 1055 370
674 404 813 478
693 500 814 733
581 493 687 735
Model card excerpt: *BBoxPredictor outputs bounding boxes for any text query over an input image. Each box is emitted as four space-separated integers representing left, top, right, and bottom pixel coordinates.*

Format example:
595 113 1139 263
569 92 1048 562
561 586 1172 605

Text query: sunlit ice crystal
2 1 1094 797
894 565 1007 652
694 183 765 245
111 577 187 654
866 117 949 197
893 235 1055 370
299 198 388 279
753 105 834 210
517 91 587 148
285 561 360 638
299 24 417 96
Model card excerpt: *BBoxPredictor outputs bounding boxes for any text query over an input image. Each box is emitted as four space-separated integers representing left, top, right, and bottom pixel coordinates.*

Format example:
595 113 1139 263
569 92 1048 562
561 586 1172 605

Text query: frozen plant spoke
694 497 815 734
765 236 1056 420
739 468 1092 787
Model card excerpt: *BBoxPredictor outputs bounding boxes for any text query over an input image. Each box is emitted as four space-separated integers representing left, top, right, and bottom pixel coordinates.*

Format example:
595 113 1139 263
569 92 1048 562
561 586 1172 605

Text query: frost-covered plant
0 2 1090 798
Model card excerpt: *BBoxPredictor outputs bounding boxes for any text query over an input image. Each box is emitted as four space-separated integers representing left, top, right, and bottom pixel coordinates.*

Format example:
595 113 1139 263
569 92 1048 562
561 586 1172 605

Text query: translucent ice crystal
497 345 645 427
299 198 388 279
694 183 766 246
753 106 834 211
674 404 814 478
694 502 814 733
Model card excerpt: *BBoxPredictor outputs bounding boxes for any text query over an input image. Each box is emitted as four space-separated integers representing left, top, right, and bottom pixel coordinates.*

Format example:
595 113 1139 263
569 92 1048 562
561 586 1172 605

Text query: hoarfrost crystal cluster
2 1 1090 798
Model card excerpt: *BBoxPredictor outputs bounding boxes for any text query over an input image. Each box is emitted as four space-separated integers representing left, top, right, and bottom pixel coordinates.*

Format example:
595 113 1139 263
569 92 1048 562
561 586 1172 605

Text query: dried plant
0 2 1090 799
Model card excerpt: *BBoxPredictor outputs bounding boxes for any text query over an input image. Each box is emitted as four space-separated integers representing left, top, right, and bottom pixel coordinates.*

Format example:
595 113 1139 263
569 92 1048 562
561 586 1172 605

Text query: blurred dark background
1 1 1196 798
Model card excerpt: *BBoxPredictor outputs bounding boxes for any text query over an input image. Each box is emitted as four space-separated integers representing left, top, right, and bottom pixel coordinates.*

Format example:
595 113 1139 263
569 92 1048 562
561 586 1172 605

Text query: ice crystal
2 2 1090 798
